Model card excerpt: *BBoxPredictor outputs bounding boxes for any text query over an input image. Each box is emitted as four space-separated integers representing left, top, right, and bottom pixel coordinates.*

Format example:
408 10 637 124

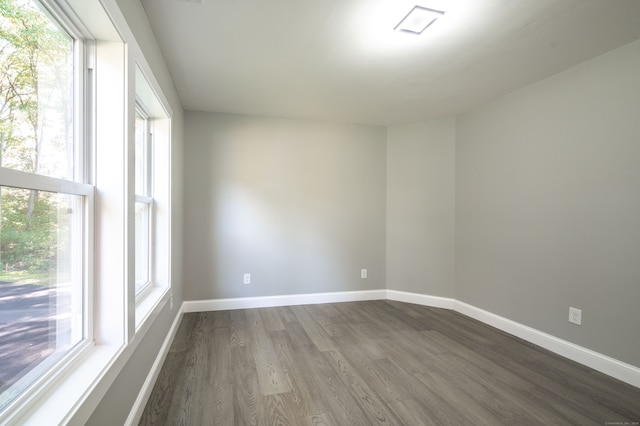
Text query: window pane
0 187 84 411
135 201 150 293
0 0 75 181
134 111 148 196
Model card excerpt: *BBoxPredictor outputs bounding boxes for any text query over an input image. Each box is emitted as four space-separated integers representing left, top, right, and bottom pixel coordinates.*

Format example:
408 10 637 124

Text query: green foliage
1 189 57 272
0 0 72 275
0 0 72 172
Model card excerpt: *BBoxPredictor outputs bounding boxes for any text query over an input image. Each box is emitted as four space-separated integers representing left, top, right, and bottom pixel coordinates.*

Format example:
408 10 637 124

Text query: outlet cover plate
569 307 582 325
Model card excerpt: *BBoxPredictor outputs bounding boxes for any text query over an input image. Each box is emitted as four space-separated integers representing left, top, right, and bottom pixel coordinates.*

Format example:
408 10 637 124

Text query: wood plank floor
140 301 640 425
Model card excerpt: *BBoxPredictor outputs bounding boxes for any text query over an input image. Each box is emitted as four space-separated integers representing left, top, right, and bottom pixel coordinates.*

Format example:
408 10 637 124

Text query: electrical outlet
361 269 367 279
243 273 251 284
569 307 582 325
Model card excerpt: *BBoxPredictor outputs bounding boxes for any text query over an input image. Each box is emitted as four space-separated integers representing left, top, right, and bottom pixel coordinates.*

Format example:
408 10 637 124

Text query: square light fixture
394 5 445 34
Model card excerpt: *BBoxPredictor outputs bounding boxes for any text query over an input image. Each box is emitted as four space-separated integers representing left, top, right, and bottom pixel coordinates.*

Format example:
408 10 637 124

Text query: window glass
134 201 149 290
134 106 151 296
134 110 149 197
0 0 75 181
0 187 83 411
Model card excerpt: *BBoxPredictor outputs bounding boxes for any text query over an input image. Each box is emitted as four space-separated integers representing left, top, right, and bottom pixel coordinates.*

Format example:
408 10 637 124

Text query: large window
0 0 90 415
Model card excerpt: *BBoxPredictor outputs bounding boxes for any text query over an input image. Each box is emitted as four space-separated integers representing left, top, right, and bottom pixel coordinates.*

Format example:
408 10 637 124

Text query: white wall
455 38 640 367
184 112 387 300
386 119 456 297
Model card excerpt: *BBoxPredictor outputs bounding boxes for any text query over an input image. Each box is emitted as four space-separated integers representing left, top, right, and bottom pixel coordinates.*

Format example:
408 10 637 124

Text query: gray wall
386 119 456 296
85 0 184 423
183 112 387 300
86 311 176 425
455 38 640 367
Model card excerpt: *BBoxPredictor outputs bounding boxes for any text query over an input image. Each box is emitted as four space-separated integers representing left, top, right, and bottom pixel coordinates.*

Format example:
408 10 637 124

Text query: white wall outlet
243 273 251 284
361 269 367 279
569 307 582 325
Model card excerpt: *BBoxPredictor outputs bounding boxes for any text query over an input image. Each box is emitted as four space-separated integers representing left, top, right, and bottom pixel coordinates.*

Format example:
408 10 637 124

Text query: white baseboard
182 289 387 312
454 300 640 389
125 304 184 426
175 289 640 389
386 290 456 309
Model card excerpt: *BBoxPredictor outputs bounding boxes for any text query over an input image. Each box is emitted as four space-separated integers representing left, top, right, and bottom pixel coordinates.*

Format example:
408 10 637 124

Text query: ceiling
140 0 640 125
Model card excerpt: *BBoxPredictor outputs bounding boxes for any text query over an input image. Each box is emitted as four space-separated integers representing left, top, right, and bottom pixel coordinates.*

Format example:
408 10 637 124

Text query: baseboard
177 289 640 389
386 290 456 309
454 300 640 389
124 304 184 426
182 289 387 312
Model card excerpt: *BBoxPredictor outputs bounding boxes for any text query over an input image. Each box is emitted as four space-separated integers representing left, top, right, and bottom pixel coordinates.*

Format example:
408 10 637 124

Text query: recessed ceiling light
394 5 445 34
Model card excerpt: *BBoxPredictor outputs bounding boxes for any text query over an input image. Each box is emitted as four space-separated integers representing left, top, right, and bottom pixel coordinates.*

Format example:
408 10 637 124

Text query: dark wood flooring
140 300 640 425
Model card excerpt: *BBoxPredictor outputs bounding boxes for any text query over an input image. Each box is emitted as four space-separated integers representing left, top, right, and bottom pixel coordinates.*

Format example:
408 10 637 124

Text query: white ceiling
141 0 640 125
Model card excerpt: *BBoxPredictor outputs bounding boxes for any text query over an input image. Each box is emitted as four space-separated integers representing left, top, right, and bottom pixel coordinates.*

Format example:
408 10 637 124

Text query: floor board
140 301 640 425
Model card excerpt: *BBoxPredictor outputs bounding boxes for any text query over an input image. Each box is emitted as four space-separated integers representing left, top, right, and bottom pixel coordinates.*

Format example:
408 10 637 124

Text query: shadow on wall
183 113 387 301
212 182 351 298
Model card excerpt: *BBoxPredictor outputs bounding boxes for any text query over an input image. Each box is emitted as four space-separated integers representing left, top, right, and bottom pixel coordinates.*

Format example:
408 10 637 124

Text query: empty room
0 0 639 424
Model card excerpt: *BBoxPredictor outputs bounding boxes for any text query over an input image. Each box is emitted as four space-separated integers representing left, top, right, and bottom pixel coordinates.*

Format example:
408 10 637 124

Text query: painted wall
386 119 456 297
183 112 387 300
455 39 640 367
84 0 184 423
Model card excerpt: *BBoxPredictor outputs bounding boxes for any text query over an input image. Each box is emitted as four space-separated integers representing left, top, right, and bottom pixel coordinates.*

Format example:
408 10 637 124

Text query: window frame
132 64 172 331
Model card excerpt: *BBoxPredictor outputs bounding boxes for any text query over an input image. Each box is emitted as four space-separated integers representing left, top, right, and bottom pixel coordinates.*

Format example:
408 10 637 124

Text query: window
0 0 91 416
135 106 152 297
133 66 171 329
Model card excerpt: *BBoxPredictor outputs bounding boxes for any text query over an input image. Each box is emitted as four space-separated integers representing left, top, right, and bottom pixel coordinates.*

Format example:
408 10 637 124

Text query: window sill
16 343 122 425
136 286 171 333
